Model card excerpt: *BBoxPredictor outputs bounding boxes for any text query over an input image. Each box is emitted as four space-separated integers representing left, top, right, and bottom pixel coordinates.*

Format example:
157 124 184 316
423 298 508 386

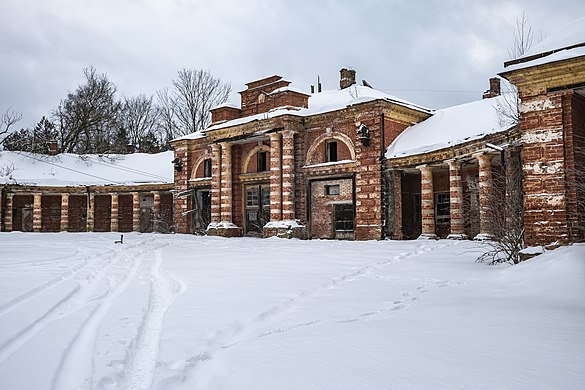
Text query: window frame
257 151 268 172
326 141 338 162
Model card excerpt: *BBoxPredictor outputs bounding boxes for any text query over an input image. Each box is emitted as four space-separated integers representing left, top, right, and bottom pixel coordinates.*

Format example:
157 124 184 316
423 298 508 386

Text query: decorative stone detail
4 193 13 232
33 193 42 232
220 142 233 222
282 129 296 220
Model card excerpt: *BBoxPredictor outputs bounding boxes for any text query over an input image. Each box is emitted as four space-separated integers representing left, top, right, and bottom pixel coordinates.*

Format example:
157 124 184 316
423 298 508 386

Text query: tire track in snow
118 247 183 390
0 237 151 318
51 256 142 390
0 239 157 364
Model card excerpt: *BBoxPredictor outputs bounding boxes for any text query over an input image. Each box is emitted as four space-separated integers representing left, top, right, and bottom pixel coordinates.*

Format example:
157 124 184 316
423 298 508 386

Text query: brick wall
118 194 133 232
41 195 61 232
310 178 353 239
94 195 111 232
68 195 87 232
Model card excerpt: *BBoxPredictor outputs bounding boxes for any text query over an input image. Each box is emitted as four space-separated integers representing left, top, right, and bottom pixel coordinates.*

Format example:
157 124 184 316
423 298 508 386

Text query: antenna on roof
318 75 322 93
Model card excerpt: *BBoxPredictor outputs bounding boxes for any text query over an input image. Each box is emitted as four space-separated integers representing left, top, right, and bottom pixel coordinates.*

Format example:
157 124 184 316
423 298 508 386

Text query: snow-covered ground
0 233 583 390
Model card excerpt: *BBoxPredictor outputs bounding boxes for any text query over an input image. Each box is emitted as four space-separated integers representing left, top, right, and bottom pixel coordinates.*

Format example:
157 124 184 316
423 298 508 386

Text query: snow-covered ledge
263 220 306 239
302 159 355 169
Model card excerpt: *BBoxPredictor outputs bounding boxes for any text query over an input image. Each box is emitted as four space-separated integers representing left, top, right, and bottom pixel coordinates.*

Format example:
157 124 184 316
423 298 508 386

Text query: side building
0 151 174 233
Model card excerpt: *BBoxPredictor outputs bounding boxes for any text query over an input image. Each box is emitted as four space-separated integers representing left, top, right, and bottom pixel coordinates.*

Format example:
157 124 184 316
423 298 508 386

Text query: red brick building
171 69 431 240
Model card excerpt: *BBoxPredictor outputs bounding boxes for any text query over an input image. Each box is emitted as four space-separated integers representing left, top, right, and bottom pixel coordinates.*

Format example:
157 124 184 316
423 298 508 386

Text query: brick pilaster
269 132 282 221
282 129 295 220
220 142 233 223
417 165 437 239
4 193 13 232
110 193 119 232
132 192 140 232
446 159 467 239
474 153 494 239
153 191 161 232
60 193 69 232
33 193 42 232
211 143 222 223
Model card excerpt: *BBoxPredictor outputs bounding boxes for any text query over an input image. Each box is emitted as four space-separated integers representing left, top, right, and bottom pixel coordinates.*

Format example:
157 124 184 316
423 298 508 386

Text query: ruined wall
94 195 111 232
40 195 61 232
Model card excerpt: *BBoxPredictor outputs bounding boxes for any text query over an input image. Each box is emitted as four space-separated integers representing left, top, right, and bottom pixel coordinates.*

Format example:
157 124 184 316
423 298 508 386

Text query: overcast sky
1 0 584 128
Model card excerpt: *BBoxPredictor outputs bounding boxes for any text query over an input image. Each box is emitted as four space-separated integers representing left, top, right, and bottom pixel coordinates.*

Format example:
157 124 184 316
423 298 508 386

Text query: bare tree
0 108 23 147
120 94 159 150
477 147 525 265
508 11 535 60
155 88 179 146
171 69 231 136
53 66 121 154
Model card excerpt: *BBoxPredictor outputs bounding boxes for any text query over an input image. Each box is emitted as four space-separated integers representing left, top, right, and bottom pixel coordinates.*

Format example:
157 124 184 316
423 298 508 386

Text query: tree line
0 67 230 154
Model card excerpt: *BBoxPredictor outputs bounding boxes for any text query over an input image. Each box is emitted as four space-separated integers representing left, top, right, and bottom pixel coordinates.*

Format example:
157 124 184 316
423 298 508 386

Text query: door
245 183 270 235
21 207 33 232
192 189 211 234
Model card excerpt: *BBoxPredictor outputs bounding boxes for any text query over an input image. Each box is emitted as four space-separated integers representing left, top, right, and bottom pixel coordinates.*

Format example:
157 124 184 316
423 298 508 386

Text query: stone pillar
220 142 233 223
60 193 69 232
132 192 140 232
474 153 494 240
282 130 296 221
153 191 161 232
269 132 282 222
446 159 467 239
417 165 437 239
110 193 119 232
4 193 13 232
211 143 222 223
33 193 42 232
87 192 95 232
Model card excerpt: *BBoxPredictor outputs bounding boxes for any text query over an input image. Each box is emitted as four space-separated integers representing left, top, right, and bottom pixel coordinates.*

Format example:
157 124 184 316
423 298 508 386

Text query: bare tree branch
0 108 23 146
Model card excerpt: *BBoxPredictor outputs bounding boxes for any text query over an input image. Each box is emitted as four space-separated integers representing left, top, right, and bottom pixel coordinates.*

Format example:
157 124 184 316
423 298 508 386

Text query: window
203 159 212 178
334 204 354 231
326 141 338 162
435 192 450 221
325 184 340 195
257 151 267 172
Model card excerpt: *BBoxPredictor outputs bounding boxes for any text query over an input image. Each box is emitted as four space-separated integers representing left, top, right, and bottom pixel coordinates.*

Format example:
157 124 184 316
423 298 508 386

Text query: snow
263 220 304 229
0 151 174 187
503 17 585 72
386 95 515 159
173 85 432 141
0 233 583 390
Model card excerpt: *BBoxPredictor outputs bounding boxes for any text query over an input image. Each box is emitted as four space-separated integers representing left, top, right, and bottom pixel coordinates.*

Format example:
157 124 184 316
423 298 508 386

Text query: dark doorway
140 194 154 233
191 189 211 234
245 183 270 235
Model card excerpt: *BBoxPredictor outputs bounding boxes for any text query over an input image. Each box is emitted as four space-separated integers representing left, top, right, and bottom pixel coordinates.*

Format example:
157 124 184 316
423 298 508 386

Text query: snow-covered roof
503 17 585 72
210 102 240 110
0 151 174 187
173 85 432 142
386 95 515 159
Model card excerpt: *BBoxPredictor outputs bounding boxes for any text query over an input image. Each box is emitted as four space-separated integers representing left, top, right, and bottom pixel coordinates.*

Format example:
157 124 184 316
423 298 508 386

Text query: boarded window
203 159 212 177
326 141 338 162
334 204 354 231
257 151 267 172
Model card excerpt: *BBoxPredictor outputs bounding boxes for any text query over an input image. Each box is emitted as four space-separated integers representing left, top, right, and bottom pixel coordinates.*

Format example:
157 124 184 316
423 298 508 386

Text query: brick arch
190 150 212 179
242 144 271 173
306 132 356 165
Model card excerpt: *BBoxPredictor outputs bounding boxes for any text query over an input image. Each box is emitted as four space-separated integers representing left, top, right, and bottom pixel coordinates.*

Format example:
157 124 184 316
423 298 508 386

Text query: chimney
340 68 356 89
126 144 136 154
47 140 58 156
482 77 501 99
